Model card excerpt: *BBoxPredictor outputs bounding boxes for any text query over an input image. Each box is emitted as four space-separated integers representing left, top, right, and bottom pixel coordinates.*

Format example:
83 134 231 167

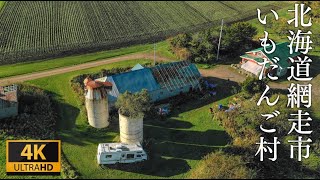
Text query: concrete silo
119 113 144 144
84 77 112 128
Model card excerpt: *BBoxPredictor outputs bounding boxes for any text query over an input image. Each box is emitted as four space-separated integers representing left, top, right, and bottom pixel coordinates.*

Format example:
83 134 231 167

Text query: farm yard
0 1 320 179
0 1 289 65
0 59 233 179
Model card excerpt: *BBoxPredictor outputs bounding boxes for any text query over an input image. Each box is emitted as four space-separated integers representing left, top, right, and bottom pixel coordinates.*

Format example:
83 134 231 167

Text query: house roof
247 42 301 68
240 54 270 68
150 61 201 90
241 61 263 76
240 54 264 63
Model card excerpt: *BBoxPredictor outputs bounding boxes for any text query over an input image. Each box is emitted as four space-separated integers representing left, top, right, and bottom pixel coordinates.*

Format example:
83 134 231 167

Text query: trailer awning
241 61 262 76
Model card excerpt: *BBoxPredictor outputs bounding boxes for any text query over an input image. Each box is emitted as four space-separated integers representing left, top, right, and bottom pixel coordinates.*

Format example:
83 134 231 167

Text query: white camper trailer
97 143 147 165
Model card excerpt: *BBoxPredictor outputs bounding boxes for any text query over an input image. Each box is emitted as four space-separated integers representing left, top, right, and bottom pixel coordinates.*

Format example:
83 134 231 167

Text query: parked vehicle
97 143 147 165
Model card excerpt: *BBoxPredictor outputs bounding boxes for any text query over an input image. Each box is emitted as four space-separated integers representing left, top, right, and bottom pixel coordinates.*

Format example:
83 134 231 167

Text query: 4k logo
21 144 47 160
6 140 61 175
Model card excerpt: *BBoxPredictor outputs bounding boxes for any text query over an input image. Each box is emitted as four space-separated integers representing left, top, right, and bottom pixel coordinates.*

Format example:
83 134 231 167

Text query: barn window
106 155 112 158
127 154 134 159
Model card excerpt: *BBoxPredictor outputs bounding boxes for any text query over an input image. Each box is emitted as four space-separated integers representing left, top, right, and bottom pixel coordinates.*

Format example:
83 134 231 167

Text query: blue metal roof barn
104 61 202 104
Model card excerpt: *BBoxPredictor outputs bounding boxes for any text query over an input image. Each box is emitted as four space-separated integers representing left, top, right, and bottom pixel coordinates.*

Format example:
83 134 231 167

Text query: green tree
188 30 218 63
223 22 257 55
115 89 151 118
168 33 192 48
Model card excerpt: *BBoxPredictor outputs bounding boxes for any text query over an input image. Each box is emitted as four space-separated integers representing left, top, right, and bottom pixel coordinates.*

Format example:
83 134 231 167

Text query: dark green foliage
169 33 192 48
169 22 257 63
188 32 217 63
169 30 218 63
189 151 256 179
241 77 268 95
116 89 151 118
222 22 257 55
0 84 57 139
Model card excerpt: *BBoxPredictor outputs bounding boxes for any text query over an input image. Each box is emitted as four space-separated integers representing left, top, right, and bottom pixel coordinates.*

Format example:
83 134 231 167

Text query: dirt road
200 65 247 83
200 65 288 89
0 53 170 86
0 53 288 90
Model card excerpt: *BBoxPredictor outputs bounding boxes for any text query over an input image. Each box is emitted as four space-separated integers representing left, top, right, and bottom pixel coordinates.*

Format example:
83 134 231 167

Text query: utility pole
154 42 156 66
216 19 224 61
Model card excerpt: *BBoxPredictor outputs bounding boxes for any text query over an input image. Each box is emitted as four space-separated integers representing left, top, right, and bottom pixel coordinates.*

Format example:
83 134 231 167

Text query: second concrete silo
119 113 144 144
84 77 112 128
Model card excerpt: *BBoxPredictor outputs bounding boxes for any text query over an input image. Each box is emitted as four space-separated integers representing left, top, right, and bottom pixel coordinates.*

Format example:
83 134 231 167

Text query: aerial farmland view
0 1 319 179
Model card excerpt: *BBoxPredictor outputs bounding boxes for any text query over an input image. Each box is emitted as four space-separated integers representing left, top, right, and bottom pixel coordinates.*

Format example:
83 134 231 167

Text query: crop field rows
0 1 289 65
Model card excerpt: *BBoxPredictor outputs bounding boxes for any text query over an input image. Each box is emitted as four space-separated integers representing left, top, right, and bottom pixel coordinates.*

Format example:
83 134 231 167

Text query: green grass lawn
19 59 231 178
0 41 176 79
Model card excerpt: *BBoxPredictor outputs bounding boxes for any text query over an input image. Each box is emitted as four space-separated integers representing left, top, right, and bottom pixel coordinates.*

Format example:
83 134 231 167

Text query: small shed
240 42 301 77
0 85 18 119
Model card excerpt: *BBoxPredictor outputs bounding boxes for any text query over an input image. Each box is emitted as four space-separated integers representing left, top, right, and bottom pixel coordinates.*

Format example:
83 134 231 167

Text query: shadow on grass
145 118 194 129
145 126 229 160
59 125 118 146
46 91 80 130
104 127 229 177
165 76 240 118
104 156 191 177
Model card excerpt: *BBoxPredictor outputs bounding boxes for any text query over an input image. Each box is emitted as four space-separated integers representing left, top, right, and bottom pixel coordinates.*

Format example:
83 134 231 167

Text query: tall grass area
23 59 231 178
